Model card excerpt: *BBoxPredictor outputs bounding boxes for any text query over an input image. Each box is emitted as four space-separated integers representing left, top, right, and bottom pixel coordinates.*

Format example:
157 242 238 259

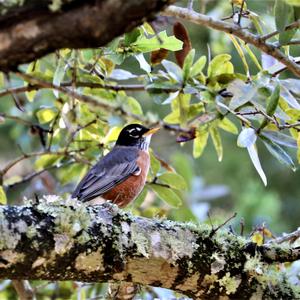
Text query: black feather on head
115 124 150 147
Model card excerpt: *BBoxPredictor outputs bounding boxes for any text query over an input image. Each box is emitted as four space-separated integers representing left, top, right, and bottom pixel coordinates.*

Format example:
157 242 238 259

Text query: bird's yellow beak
143 127 160 136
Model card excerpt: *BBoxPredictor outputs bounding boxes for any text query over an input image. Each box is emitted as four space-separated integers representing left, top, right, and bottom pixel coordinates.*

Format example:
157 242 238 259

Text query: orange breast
102 150 150 207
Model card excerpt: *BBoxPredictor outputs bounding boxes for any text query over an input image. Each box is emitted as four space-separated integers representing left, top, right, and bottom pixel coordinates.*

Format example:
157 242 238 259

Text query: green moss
37 195 92 237
218 272 241 295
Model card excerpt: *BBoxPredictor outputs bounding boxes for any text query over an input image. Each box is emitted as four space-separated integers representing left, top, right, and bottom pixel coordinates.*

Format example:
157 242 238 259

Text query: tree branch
12 280 35 300
162 6 300 77
0 198 298 299
0 0 175 71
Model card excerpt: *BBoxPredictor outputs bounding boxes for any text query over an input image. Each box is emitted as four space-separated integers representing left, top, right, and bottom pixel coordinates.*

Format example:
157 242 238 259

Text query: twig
260 20 300 41
64 119 97 152
162 6 300 77
0 147 91 176
4 161 73 190
187 0 194 10
274 39 300 48
0 112 33 126
210 212 237 237
0 82 146 99
240 217 245 236
12 280 35 300
47 110 61 151
268 228 300 245
271 59 300 77
14 72 146 122
237 0 245 25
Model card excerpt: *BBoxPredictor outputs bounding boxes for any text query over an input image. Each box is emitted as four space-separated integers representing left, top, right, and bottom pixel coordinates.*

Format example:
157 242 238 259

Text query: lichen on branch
0 196 298 299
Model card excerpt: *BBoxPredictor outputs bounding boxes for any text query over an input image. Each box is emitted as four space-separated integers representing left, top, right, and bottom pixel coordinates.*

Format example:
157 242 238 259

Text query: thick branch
163 6 300 78
0 0 175 71
0 198 298 299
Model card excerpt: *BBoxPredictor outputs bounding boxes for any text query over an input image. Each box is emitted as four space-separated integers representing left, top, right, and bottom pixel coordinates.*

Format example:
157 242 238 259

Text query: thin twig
237 0 245 25
162 6 300 77
15 72 146 122
268 228 300 245
260 20 300 41
4 161 73 190
0 82 146 99
210 212 237 237
1 147 91 176
12 280 35 300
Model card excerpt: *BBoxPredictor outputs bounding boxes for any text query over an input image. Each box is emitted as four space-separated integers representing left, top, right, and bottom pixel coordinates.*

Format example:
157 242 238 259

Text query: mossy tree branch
0 197 299 299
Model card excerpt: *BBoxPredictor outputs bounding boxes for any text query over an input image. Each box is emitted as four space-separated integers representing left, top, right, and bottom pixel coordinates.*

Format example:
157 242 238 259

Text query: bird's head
115 124 160 149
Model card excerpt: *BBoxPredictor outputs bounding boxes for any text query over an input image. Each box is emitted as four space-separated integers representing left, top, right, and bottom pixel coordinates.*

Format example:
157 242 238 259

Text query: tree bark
0 0 174 71
0 197 298 299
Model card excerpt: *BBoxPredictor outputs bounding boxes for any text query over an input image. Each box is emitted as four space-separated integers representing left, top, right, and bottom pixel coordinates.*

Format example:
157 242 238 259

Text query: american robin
72 124 159 207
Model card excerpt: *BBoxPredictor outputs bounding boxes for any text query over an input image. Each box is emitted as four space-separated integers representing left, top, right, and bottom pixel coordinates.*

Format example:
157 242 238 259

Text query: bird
72 123 160 207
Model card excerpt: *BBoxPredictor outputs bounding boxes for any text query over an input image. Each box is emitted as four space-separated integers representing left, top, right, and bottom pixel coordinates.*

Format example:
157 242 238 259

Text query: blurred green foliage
0 0 300 298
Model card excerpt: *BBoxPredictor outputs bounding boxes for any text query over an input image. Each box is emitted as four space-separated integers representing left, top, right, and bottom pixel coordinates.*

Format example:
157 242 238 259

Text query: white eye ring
129 133 139 138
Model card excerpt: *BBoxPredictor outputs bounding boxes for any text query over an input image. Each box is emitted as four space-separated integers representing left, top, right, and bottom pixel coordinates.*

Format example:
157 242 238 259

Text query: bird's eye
127 128 140 138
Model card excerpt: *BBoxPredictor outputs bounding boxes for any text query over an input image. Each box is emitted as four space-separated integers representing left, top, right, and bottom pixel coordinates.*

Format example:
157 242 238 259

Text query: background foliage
0 0 300 298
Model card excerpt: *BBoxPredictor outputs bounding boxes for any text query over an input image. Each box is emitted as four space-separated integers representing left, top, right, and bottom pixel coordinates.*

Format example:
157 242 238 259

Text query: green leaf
135 53 151 73
143 22 155 35
260 84 280 130
297 133 300 163
247 143 267 186
53 57 66 98
261 131 297 148
134 187 148 207
228 80 257 110
133 31 183 52
209 127 223 162
237 128 257 148
158 172 187 190
161 60 183 83
34 154 62 171
275 0 297 43
124 28 142 46
285 0 300 5
162 91 180 105
193 130 209 158
36 108 57 124
0 72 4 87
190 56 207 77
266 84 280 116
261 136 296 171
163 109 180 124
280 85 300 109
103 126 122 144
109 69 137 80
0 186 7 205
149 149 161 177
183 49 195 82
25 61 39 102
26 90 37 102
124 97 143 115
150 184 182 208
58 163 88 185
243 43 262 71
218 118 238 134
208 54 233 78
229 35 249 76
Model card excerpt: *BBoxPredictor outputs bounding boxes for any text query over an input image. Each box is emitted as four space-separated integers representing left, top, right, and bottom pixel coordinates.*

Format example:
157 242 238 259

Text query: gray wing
72 146 140 202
